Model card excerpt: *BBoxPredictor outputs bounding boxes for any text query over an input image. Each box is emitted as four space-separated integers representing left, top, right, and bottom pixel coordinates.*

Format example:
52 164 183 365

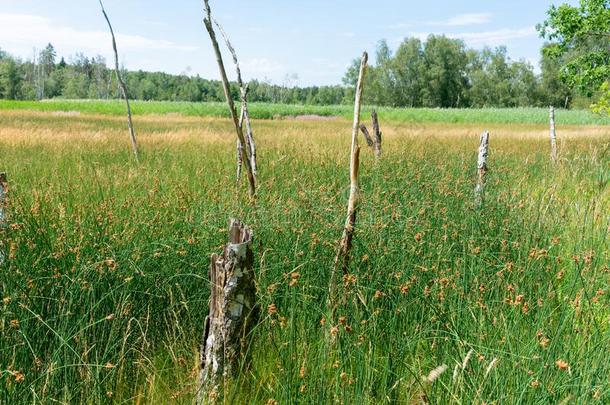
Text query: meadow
2 99 610 125
0 105 608 404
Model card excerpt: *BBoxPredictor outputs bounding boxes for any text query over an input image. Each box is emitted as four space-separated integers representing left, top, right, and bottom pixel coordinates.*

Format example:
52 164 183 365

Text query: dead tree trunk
550 106 558 163
214 21 258 177
198 219 258 404
474 131 490 209
203 0 256 198
329 52 367 308
359 109 382 159
99 0 140 164
0 173 7 265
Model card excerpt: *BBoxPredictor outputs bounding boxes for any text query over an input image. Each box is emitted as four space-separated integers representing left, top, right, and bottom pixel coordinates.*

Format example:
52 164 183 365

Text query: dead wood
203 0 256 197
474 131 490 209
550 106 558 163
329 52 368 309
98 0 140 163
214 21 258 178
359 109 382 158
198 219 258 403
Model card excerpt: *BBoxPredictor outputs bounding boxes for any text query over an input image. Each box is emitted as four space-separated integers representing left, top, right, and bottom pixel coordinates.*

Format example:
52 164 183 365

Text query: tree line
343 36 573 108
0 43 348 105
0 36 576 108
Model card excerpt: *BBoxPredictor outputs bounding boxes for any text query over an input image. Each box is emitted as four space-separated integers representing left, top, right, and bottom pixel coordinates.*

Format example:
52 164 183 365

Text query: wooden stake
330 52 367 306
198 219 258 403
474 131 489 209
203 0 256 198
99 0 140 164
550 106 558 163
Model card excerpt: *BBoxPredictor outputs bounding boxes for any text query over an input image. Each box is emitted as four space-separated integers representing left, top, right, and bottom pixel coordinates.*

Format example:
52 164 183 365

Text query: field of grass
2 99 610 125
0 108 608 403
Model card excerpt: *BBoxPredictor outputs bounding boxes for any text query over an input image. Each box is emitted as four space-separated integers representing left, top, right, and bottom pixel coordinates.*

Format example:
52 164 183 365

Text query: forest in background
0 35 584 109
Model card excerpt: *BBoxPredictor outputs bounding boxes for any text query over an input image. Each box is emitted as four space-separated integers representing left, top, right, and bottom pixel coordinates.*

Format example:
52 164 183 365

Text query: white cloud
452 27 536 45
390 12 493 29
0 13 198 61
399 27 536 46
240 58 285 75
446 13 493 27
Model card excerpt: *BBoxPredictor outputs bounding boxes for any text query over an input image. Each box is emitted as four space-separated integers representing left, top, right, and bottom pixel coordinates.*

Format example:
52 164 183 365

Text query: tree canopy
538 0 610 111
0 35 576 109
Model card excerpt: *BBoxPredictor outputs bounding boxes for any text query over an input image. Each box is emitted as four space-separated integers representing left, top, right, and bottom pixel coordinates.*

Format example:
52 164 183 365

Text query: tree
39 43 56 76
393 38 425 107
421 35 469 107
539 44 573 107
538 0 610 106
0 57 21 99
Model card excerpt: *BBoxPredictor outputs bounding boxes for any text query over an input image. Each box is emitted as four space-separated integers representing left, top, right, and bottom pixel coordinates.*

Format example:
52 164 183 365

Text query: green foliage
0 37 572 109
0 46 349 105
2 99 609 125
538 0 610 98
591 81 610 114
344 36 568 108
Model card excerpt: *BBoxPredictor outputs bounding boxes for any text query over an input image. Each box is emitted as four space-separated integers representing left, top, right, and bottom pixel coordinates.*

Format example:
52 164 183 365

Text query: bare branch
98 0 140 164
212 13 258 179
203 0 256 197
359 124 374 147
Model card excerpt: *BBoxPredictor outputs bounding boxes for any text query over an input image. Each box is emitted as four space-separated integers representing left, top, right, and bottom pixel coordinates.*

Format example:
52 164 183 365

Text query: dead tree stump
198 219 258 403
359 109 382 159
474 131 489 209
550 106 558 162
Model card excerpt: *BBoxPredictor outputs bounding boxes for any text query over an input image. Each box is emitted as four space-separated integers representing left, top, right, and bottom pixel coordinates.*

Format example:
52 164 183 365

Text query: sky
0 0 579 86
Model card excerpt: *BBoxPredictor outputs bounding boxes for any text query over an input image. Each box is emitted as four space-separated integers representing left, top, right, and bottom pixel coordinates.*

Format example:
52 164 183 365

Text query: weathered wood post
474 131 489 209
0 173 7 265
198 219 258 404
99 0 140 164
329 52 367 310
550 106 558 163
359 109 382 159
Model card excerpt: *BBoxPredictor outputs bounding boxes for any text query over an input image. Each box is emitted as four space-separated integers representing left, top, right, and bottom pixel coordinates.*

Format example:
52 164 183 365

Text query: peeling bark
198 219 258 404
474 131 490 209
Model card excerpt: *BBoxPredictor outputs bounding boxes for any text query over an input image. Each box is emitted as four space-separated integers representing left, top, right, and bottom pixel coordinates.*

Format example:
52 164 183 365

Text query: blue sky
0 0 578 86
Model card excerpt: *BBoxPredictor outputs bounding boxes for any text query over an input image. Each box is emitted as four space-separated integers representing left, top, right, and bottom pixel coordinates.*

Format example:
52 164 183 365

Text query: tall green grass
0 112 608 403
1 99 609 125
